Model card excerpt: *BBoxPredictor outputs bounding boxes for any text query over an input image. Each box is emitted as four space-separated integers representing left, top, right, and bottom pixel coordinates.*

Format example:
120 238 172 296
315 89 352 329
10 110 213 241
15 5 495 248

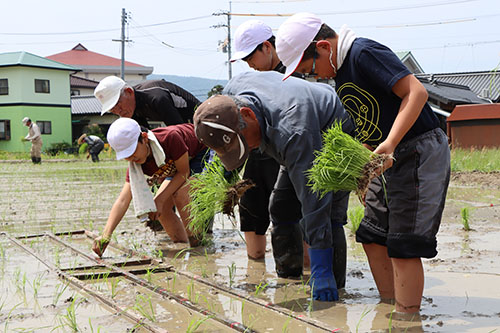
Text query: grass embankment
450 148 500 172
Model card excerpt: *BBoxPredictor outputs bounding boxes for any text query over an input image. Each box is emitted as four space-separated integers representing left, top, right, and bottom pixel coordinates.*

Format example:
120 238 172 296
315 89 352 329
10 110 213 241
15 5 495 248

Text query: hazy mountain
148 74 228 101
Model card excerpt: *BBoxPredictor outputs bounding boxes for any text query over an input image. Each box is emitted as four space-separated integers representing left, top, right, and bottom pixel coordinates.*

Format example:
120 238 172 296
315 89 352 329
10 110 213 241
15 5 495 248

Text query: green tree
208 85 224 98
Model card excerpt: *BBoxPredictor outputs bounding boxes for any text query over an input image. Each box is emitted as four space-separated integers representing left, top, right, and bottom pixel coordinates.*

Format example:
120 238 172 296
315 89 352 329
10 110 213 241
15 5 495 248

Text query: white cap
230 20 273 62
107 118 141 160
276 12 322 80
22 117 30 125
94 76 126 115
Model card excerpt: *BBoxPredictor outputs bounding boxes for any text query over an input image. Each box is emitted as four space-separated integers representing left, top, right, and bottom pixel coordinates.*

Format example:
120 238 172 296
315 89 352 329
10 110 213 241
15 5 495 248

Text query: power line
0 15 213 36
229 0 478 17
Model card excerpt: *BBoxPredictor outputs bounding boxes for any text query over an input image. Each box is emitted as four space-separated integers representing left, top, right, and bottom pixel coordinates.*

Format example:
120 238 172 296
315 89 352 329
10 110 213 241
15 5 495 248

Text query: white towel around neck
129 131 166 219
336 24 357 71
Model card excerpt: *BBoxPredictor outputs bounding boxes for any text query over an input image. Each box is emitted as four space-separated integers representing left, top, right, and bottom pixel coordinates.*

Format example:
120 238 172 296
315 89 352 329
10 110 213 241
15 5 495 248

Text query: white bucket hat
276 12 322 80
22 117 30 125
231 20 273 62
107 118 141 160
94 76 126 115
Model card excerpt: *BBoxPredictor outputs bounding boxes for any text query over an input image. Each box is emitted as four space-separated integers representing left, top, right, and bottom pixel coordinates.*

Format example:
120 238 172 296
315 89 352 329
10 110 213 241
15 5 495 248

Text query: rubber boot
332 226 347 289
31 157 37 164
271 222 303 278
37 157 41 164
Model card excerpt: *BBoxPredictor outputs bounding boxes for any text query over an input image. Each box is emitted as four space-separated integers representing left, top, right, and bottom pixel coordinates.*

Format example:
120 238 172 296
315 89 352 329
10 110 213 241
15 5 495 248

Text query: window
0 79 8 95
0 120 10 140
71 89 80 96
35 79 50 93
36 121 52 134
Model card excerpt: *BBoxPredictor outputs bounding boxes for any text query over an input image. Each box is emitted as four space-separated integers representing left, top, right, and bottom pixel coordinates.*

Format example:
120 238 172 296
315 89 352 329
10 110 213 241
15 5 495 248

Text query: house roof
71 95 101 115
47 43 148 68
417 74 488 105
0 51 80 71
448 103 500 122
425 71 500 102
395 51 424 74
70 75 99 89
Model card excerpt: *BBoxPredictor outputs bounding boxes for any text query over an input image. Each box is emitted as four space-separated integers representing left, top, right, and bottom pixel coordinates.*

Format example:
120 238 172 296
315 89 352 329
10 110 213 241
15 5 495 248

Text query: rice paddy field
0 158 499 332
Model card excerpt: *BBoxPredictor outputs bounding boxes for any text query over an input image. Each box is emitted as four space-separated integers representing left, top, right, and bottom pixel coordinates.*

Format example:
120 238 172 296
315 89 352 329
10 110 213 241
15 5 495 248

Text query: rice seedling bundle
187 155 254 237
307 122 392 199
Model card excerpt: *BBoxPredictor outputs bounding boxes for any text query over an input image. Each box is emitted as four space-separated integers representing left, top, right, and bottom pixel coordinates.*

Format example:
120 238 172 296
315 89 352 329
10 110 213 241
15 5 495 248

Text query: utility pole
112 8 130 80
213 1 233 80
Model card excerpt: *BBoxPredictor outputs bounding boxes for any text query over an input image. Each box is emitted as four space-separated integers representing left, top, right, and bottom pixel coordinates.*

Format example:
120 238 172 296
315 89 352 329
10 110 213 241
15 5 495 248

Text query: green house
0 51 79 153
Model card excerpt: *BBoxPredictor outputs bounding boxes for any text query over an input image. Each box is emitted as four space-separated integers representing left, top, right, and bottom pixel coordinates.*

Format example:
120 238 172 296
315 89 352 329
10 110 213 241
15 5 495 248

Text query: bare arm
373 74 428 168
153 152 190 214
92 182 132 256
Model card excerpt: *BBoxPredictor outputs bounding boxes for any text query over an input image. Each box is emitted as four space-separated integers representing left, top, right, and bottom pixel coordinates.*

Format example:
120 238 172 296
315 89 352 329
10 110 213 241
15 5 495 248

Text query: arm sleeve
357 43 411 94
161 130 189 161
284 131 334 249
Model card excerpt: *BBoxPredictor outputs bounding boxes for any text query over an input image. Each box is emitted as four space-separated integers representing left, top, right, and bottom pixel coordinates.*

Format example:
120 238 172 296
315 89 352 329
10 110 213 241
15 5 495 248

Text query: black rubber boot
271 222 303 278
37 157 41 164
332 226 347 289
31 157 37 164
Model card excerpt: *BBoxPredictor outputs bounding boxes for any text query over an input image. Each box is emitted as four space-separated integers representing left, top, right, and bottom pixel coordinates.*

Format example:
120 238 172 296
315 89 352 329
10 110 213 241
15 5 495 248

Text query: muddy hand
92 236 110 257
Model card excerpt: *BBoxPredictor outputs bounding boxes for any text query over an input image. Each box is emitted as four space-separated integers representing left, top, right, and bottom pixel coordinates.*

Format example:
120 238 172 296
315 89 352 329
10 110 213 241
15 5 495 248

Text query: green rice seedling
187 279 195 302
461 206 472 231
133 294 156 322
307 121 391 200
53 283 69 306
282 314 293 333
348 205 365 234
58 296 81 332
228 262 237 288
186 315 214 333
30 272 45 299
356 307 372 333
254 281 268 296
187 155 253 240
109 277 121 299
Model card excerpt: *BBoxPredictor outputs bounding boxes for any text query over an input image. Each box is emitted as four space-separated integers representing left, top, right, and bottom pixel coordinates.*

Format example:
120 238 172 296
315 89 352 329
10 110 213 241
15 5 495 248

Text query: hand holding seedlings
92 235 110 257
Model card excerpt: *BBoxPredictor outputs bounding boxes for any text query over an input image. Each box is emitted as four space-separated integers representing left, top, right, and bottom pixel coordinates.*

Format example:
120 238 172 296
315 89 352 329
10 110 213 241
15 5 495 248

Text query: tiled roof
0 51 79 71
47 43 145 67
71 95 101 115
423 71 500 102
417 75 488 105
70 75 99 88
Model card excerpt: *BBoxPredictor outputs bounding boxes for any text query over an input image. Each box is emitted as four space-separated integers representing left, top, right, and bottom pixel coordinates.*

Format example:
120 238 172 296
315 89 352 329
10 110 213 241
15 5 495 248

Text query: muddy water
1 161 500 332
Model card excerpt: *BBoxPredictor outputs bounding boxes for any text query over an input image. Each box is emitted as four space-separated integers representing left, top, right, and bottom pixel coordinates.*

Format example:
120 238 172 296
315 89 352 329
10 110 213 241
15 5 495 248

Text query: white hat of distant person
94 76 126 115
22 117 30 125
276 12 322 80
230 20 273 62
107 117 141 160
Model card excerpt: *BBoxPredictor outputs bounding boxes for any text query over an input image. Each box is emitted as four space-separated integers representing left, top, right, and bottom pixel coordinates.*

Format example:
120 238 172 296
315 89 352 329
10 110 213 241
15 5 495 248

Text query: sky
0 0 499 81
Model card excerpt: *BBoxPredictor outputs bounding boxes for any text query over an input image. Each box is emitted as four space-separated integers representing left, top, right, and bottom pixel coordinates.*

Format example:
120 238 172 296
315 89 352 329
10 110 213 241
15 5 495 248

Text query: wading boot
271 222 303 278
332 226 347 289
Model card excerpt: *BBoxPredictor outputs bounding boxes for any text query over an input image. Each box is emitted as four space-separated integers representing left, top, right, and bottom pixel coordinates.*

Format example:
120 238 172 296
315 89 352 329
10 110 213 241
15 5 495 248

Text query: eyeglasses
303 51 318 80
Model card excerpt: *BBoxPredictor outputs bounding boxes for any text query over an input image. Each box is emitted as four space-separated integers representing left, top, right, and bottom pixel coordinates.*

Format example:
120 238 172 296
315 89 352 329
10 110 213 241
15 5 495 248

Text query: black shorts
356 128 450 258
239 151 280 235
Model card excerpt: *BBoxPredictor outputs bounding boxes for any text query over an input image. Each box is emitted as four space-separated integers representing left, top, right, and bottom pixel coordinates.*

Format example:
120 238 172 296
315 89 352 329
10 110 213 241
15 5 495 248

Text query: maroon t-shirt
125 123 205 182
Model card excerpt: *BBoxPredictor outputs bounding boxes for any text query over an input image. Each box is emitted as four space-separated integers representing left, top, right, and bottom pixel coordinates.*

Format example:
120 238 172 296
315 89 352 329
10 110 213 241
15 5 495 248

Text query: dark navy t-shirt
335 37 439 146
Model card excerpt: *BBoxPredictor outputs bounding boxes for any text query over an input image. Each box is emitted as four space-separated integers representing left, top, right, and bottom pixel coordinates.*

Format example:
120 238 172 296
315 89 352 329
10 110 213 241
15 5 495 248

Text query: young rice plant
307 122 391 200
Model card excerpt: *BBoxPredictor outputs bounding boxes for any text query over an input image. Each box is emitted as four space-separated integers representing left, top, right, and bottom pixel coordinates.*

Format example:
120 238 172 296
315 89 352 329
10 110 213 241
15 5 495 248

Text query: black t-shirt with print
335 37 439 146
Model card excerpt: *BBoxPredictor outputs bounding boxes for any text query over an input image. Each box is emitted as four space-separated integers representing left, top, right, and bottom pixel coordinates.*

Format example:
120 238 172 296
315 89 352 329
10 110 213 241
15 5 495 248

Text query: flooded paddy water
0 161 499 332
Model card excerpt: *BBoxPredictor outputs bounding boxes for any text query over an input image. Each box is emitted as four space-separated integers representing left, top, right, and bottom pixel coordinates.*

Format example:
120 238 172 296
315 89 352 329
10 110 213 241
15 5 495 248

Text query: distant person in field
92 118 207 257
22 117 42 164
77 133 104 162
94 76 200 128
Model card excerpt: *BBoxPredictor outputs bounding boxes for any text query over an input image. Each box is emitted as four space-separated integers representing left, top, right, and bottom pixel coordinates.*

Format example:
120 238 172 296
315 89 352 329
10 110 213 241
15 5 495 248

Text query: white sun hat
276 12 322 80
94 76 126 115
231 20 273 62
